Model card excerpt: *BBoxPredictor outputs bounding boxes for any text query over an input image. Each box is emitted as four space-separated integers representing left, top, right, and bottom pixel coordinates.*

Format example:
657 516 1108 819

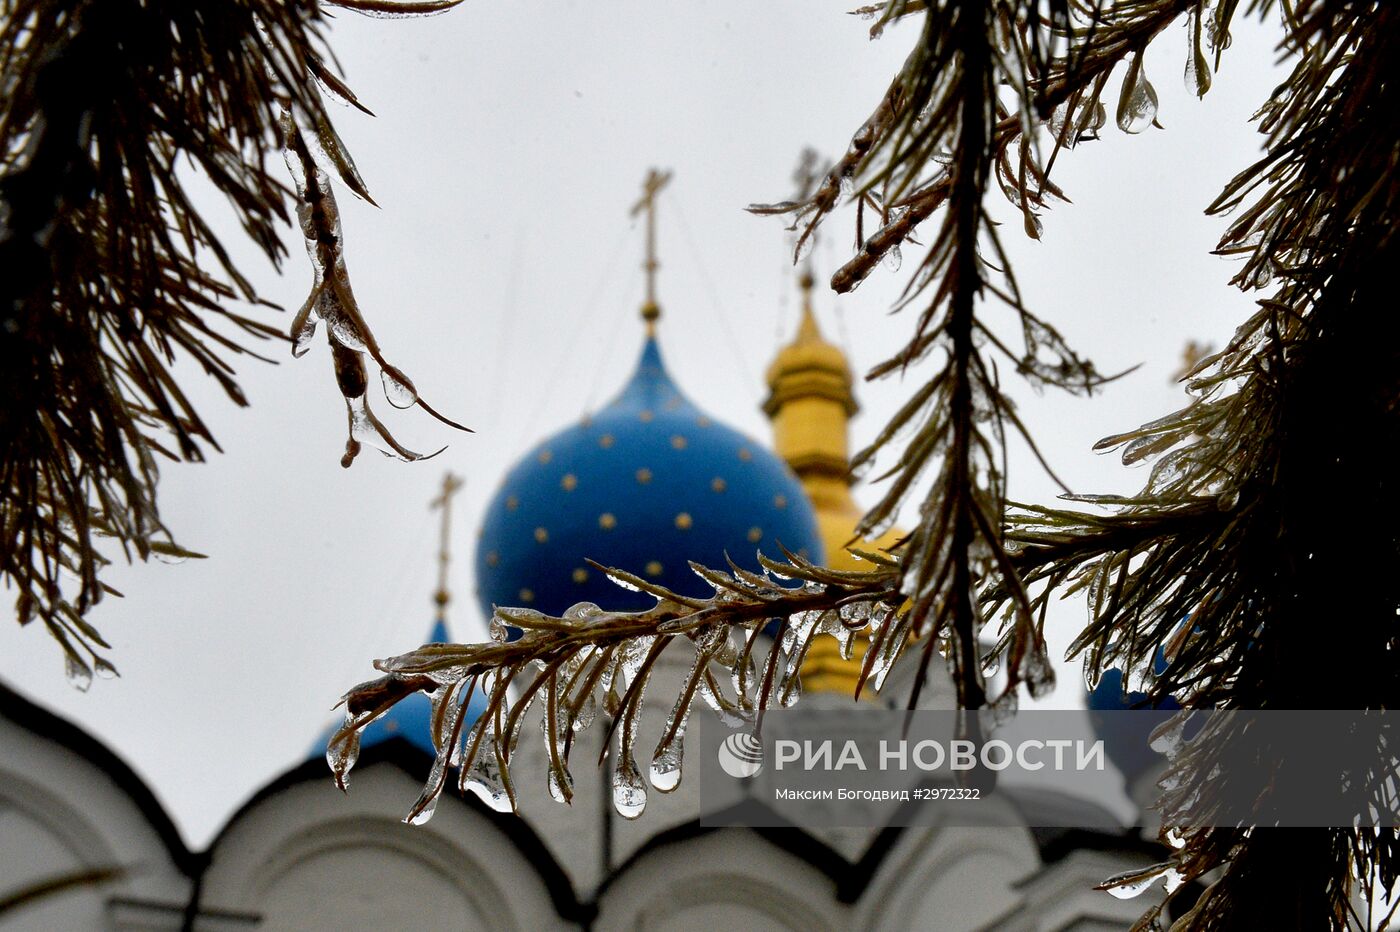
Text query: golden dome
763 270 902 697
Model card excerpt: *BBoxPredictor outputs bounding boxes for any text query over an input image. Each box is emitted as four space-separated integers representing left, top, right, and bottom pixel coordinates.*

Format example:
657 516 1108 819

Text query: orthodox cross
429 471 464 620
630 168 672 328
1174 339 1214 382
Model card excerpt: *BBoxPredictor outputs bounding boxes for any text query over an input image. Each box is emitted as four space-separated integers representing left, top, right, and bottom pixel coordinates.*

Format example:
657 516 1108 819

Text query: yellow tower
764 270 901 696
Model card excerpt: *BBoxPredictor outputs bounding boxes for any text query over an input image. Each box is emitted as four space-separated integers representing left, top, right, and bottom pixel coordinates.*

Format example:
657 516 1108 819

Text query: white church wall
201 764 566 931
594 829 846 932
0 715 190 932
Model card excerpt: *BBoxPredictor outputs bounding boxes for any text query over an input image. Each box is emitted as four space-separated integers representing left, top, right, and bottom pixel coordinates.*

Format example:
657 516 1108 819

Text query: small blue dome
475 334 825 619
314 619 488 760
1086 648 1181 785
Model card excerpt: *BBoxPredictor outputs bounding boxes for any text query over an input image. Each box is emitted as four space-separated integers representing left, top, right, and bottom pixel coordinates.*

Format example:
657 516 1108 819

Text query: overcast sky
1 2 1286 847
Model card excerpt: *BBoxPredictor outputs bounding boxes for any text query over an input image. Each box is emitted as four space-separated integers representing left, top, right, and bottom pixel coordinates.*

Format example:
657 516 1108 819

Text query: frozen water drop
381 366 418 409
65 654 93 691
547 768 572 804
1101 863 1178 900
612 761 648 819
881 245 902 272
650 743 683 793
1116 55 1159 134
405 797 438 825
292 313 318 358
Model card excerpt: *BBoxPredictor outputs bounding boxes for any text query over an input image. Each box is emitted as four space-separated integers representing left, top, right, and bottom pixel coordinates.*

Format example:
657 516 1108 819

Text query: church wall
0 715 191 931
201 765 567 931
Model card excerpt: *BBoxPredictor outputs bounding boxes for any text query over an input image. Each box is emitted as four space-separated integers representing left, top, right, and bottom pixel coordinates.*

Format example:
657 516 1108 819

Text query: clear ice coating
547 766 573 804
1184 10 1213 99
1100 862 1185 900
64 653 92 692
613 754 648 819
381 365 418 409
649 742 683 793
463 748 512 813
1149 713 1190 759
1116 54 1159 134
404 796 437 826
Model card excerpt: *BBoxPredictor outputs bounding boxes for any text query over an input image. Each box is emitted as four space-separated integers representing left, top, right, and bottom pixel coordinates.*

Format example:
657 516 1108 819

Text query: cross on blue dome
474 334 825 620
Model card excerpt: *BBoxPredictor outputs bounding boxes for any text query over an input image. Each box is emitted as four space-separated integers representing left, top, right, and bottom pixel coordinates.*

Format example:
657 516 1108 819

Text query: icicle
1099 862 1185 899
463 747 512 813
64 653 92 692
381 365 419 409
612 756 648 819
1184 9 1212 98
1115 53 1159 134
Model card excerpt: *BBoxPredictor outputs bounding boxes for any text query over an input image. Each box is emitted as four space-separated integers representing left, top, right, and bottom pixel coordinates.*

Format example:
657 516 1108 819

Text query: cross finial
630 168 672 333
429 471 464 620
790 148 825 283
1174 339 1214 382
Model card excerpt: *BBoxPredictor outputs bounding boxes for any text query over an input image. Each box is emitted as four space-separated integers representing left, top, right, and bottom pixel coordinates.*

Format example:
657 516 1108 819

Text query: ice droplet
292 312 318 358
613 758 648 819
1149 714 1189 759
93 657 119 679
463 753 512 813
489 616 509 643
881 244 902 272
381 366 418 409
547 767 573 804
572 691 597 732
1116 54 1159 134
1184 11 1212 98
326 732 360 783
650 742 683 793
563 602 604 623
1100 862 1182 900
405 796 438 825
65 654 93 691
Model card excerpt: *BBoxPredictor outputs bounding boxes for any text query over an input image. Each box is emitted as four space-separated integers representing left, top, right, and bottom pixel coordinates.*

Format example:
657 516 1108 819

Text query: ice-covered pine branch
324 544 1041 824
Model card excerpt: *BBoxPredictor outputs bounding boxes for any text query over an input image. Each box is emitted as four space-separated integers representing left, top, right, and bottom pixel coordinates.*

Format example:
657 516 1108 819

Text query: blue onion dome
474 334 825 620
1086 647 1182 786
314 618 488 760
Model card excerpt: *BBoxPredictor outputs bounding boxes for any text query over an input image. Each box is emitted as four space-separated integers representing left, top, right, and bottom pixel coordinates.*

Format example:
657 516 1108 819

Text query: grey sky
0 2 1285 847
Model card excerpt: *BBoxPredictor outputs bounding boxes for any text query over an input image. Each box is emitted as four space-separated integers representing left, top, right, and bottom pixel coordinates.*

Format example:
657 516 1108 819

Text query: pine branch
0 0 465 679
329 550 902 820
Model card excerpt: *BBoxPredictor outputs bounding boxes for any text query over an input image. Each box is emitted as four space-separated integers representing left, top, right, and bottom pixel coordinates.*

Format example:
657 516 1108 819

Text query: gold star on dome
671 435 687 450
572 567 589 584
561 473 578 491
599 434 615 448
675 512 692 530
506 495 519 511
639 409 655 423
599 513 617 530
747 527 763 543
534 527 549 543
696 416 711 428
645 560 663 577
519 588 535 603
738 447 753 462
774 494 787 510
636 468 653 484
538 450 553 464
485 551 500 567
711 477 727 493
